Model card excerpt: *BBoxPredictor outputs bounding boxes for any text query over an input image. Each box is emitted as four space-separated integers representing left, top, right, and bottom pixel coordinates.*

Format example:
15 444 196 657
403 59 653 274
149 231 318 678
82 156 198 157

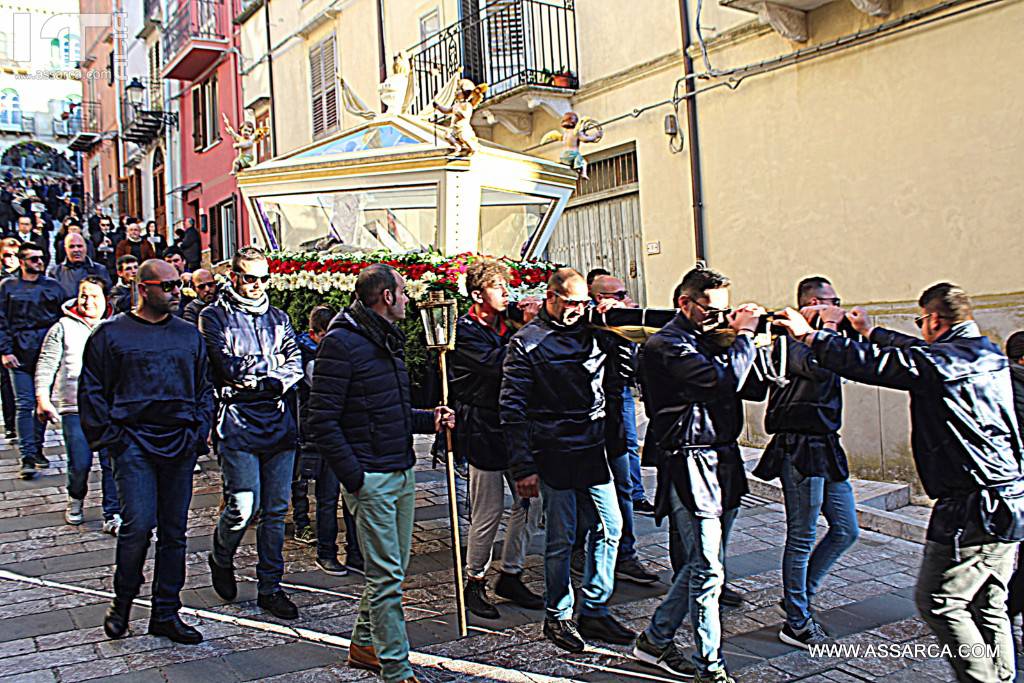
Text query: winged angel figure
540 112 604 180
337 52 417 120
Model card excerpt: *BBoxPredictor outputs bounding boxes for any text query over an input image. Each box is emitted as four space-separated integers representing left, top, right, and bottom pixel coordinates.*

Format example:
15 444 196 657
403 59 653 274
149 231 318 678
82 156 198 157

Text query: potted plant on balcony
536 68 555 86
551 67 574 88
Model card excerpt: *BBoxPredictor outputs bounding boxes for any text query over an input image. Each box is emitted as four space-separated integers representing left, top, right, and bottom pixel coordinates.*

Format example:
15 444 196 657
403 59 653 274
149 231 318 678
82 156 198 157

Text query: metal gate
544 149 647 306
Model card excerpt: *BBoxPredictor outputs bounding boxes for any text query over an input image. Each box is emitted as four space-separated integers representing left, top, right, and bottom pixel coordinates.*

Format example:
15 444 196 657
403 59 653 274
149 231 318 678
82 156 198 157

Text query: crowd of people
0 218 1022 683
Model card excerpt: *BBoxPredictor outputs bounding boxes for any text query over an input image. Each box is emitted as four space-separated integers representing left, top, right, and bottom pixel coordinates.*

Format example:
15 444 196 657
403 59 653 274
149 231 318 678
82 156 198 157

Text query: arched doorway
152 147 166 236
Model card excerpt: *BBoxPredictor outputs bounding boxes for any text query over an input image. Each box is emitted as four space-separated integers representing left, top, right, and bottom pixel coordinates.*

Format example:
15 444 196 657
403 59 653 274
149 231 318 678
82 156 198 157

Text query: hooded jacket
35 300 105 414
0 272 65 370
809 322 1024 544
307 304 435 493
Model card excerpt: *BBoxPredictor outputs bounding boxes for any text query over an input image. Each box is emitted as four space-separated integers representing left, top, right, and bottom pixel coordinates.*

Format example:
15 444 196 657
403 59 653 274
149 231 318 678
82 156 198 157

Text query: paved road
0 430 986 682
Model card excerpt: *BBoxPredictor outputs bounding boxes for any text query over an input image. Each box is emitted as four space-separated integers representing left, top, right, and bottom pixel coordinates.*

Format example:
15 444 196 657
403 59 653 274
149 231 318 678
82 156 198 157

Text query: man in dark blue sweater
79 258 214 645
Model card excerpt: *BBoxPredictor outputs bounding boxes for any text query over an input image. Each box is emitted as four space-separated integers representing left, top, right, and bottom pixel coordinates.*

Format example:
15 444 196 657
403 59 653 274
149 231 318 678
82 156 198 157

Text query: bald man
49 232 111 299
182 269 218 325
79 259 214 645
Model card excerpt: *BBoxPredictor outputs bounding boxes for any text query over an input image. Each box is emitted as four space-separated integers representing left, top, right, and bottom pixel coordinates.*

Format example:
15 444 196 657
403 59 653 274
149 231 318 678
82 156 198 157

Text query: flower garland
267 250 558 302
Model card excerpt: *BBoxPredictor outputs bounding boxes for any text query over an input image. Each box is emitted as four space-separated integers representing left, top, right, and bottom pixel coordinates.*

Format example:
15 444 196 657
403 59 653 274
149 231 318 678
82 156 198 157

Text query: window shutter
192 87 203 149
209 74 219 142
322 36 337 131
309 42 323 137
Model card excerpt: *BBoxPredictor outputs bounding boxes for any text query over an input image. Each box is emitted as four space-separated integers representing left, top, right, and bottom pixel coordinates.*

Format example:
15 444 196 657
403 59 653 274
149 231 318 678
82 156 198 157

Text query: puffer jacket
34 300 104 414
49 257 110 299
307 306 435 493
1011 364 1024 430
500 307 618 490
810 322 1024 544
0 272 65 370
642 312 763 517
198 290 303 455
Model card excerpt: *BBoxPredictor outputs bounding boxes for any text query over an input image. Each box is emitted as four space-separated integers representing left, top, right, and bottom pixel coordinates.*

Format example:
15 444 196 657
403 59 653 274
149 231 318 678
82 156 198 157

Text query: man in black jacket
201 247 304 620
182 269 217 324
109 255 138 314
0 241 65 479
308 264 452 683
1005 331 1024 644
79 259 214 645
48 232 111 299
776 283 1023 683
178 219 201 272
452 259 543 619
753 276 859 649
633 267 764 682
501 267 635 653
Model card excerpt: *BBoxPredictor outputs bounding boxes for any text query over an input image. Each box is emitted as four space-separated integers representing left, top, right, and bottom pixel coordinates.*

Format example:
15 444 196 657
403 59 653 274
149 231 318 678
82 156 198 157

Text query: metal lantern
125 77 145 109
419 290 457 350
418 289 467 637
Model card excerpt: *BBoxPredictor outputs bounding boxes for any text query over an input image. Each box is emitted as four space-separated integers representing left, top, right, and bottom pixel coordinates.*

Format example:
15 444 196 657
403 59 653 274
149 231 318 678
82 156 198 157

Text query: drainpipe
677 0 707 263
264 0 277 157
376 0 387 83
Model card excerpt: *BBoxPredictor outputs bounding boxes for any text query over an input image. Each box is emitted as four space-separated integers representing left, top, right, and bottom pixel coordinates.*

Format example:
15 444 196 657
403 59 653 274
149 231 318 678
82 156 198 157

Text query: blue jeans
781 454 859 629
578 454 637 562
646 487 737 676
622 388 645 502
213 447 295 596
111 441 198 620
543 480 622 620
9 368 45 467
62 414 119 520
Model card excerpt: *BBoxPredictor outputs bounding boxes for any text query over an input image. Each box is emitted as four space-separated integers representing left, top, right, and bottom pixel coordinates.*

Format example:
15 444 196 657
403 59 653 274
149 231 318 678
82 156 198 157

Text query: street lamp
418 290 468 638
125 77 145 109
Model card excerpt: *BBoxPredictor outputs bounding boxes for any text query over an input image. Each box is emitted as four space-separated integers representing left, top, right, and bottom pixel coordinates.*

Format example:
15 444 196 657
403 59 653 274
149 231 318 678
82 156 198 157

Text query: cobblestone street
0 430 998 683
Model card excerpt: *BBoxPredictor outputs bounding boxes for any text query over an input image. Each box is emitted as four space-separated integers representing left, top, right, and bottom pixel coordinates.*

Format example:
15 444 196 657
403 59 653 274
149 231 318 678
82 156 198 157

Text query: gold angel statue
541 112 604 179
222 113 268 174
430 78 488 157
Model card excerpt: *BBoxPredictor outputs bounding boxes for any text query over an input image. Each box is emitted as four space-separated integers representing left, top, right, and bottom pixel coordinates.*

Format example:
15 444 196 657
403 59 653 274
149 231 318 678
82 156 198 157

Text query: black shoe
316 557 349 576
19 464 35 480
208 553 237 601
258 590 299 619
779 620 830 650
149 614 203 645
720 585 744 608
103 598 132 639
465 578 499 619
615 557 660 585
494 571 543 610
543 618 586 653
569 547 585 577
633 499 656 515
32 453 49 469
345 553 364 574
577 613 637 645
4 430 15 440
633 631 696 679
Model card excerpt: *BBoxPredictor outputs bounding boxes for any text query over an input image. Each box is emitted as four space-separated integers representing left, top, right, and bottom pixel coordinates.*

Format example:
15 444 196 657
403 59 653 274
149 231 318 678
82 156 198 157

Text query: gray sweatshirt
35 301 101 415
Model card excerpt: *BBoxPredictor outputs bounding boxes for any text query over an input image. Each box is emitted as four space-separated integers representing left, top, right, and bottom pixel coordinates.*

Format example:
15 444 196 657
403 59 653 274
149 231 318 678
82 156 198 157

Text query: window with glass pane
256 186 438 254
478 188 553 259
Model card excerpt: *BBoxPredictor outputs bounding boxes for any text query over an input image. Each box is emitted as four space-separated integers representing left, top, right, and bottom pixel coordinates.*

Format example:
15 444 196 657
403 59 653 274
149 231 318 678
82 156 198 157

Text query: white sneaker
65 497 84 525
102 514 122 536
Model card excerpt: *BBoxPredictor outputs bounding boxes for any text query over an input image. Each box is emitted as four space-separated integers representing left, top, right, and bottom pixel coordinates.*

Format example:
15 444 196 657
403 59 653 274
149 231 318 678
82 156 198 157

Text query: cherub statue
431 78 488 157
378 51 416 114
541 112 604 179
222 113 267 174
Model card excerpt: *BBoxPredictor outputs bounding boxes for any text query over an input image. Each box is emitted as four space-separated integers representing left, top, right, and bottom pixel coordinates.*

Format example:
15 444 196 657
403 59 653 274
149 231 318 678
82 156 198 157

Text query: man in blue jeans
634 267 765 682
753 276 859 649
502 268 635 653
0 241 64 479
35 276 120 533
200 247 303 620
79 258 214 644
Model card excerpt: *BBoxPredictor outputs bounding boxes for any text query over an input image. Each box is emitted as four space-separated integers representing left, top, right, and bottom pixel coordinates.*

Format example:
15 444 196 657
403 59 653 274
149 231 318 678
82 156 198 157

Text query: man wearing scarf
200 247 305 620
308 264 453 683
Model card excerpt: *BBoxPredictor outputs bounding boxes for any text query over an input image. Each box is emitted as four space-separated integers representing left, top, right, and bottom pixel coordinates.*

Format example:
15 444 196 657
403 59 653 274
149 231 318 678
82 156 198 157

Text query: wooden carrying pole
438 350 468 637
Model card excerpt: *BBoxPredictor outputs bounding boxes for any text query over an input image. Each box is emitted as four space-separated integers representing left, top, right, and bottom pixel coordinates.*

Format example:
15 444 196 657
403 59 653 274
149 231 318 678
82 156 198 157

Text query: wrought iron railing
79 101 102 134
408 0 578 113
52 116 82 137
163 0 225 66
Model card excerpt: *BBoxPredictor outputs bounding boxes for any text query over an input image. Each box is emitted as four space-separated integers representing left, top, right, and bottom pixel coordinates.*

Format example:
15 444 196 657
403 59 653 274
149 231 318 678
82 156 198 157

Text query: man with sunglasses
633 266 764 682
776 283 1023 683
182 269 218 325
79 259 214 644
201 247 304 620
0 242 65 479
751 276 859 649
501 268 636 653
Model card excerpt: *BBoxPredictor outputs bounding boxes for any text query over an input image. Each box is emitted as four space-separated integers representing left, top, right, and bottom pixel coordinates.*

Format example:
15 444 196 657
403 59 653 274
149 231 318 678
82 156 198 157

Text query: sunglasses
141 279 181 293
914 312 932 329
598 290 628 301
815 297 842 306
195 281 217 290
554 291 591 307
20 255 44 264
234 271 271 285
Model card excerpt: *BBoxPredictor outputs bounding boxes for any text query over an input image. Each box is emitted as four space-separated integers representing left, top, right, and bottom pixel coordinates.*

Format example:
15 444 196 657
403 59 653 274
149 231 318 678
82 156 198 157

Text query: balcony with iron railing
67 101 105 152
0 112 35 136
408 0 578 117
122 80 178 146
161 0 228 81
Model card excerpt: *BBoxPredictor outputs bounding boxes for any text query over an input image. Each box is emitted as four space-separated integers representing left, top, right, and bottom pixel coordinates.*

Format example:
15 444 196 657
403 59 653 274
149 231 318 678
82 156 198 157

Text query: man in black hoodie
79 259 214 645
776 284 1023 683
1003 331 1024 647
308 264 452 682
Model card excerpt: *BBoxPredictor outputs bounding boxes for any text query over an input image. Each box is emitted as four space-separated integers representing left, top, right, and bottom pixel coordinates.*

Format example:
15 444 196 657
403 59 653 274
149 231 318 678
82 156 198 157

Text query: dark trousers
0 367 14 435
111 442 198 620
314 464 361 562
